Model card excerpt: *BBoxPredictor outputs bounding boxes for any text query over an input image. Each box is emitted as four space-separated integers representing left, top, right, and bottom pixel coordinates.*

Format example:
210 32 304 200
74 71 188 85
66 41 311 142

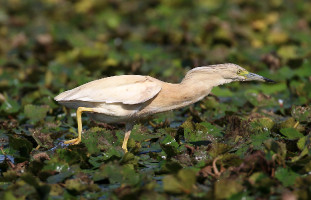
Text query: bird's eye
237 69 242 74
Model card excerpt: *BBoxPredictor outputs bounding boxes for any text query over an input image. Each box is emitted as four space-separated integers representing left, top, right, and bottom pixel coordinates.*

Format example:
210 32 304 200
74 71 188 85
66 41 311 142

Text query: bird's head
183 63 275 86
225 63 275 83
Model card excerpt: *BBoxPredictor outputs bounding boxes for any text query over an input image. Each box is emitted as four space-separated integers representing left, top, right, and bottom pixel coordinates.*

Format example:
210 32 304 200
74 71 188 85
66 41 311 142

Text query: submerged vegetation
1 0 311 199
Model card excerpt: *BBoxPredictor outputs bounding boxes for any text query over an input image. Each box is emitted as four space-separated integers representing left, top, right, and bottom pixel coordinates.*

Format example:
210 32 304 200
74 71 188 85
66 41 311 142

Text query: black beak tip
264 77 276 83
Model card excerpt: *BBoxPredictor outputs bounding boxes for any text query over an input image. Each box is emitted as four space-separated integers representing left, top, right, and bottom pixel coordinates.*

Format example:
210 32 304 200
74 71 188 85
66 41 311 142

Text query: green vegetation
1 0 311 199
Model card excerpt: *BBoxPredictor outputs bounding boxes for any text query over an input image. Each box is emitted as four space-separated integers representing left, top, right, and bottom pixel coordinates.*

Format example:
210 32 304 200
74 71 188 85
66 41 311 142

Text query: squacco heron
54 63 274 152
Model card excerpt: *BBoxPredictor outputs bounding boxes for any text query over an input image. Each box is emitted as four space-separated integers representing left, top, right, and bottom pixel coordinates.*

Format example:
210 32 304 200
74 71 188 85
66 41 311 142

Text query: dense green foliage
1 0 311 199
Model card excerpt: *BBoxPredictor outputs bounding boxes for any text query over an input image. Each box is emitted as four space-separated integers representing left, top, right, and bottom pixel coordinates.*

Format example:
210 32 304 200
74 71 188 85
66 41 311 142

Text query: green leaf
160 135 179 158
163 169 196 194
100 163 140 186
163 175 183 194
291 148 309 163
0 95 20 114
64 178 100 194
250 117 275 133
280 128 304 139
56 147 88 165
199 122 223 137
259 83 287 95
184 122 222 142
295 60 311 78
275 167 299 187
251 131 270 148
214 179 243 199
297 137 306 150
277 66 294 80
208 143 232 158
120 152 139 166
24 104 50 124
277 45 299 60
211 87 233 97
130 124 161 141
159 160 183 174
47 170 74 184
3 191 22 200
244 90 259 106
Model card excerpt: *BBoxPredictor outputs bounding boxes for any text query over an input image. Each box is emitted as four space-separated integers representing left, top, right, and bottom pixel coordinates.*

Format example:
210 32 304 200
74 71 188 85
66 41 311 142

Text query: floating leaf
295 60 311 78
214 179 243 199
251 131 270 148
280 128 304 140
275 167 299 187
184 122 222 142
277 45 299 60
0 95 20 114
211 87 233 97
64 178 100 194
250 117 275 133
163 169 196 194
259 83 287 95
158 160 183 174
47 170 74 184
24 104 50 124
100 163 140 186
208 143 232 158
160 135 179 158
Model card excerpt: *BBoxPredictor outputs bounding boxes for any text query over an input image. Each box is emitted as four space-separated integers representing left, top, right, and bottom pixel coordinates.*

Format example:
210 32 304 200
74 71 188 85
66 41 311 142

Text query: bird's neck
181 72 232 87
157 77 215 110
178 78 213 103
174 73 233 106
138 75 226 116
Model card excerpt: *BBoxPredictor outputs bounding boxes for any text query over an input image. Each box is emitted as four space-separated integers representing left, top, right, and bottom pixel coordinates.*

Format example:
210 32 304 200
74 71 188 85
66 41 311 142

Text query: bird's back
54 75 162 106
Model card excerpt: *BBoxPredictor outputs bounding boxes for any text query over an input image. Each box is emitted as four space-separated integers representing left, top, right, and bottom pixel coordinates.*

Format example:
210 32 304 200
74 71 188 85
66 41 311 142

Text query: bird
54 63 274 152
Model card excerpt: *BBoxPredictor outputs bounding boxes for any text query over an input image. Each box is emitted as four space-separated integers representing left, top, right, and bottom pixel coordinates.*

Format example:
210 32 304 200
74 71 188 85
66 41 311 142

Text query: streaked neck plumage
139 66 236 117
181 66 234 87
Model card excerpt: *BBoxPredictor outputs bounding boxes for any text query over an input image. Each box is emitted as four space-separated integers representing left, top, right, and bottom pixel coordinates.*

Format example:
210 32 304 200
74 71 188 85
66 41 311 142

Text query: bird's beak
245 72 275 83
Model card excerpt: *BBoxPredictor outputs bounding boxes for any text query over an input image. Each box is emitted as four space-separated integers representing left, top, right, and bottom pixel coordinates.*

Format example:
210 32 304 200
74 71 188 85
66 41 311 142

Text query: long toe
64 138 81 145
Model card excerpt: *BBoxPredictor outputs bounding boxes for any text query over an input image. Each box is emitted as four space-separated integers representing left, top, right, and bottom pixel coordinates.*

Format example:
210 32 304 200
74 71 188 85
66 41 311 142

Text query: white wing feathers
54 75 162 105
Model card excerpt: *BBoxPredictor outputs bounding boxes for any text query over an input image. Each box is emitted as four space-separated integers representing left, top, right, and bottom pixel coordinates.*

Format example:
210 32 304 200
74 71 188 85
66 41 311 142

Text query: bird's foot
122 146 128 153
64 138 81 145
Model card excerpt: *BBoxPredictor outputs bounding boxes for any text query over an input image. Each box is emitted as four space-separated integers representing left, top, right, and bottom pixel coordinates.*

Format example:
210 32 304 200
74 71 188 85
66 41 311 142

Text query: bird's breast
137 83 212 116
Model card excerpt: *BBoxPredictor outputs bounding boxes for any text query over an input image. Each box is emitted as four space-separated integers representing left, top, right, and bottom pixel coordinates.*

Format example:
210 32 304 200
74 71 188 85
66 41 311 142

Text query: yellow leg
122 123 133 152
294 121 299 128
64 107 94 145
